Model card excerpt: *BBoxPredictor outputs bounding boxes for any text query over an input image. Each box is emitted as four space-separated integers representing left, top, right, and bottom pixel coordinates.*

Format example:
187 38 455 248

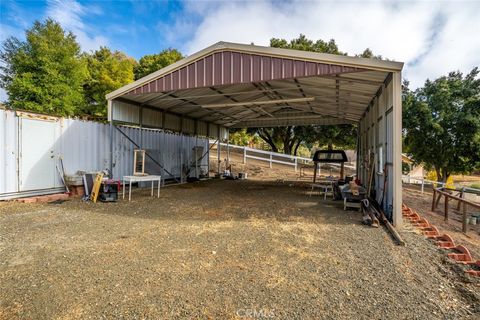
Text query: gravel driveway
1 180 478 319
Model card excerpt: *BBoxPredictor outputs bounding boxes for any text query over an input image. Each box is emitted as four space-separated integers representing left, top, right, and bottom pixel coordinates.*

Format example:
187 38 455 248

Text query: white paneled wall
0 109 209 199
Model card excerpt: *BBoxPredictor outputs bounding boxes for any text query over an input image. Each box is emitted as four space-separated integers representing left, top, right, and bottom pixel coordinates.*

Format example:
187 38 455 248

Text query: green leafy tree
356 48 385 60
403 68 480 182
0 19 87 116
229 128 260 146
249 126 299 154
134 49 183 80
314 125 357 150
83 47 136 117
270 34 344 55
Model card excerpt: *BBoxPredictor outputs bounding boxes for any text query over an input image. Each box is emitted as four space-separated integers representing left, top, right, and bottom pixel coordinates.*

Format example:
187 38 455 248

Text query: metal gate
19 117 60 191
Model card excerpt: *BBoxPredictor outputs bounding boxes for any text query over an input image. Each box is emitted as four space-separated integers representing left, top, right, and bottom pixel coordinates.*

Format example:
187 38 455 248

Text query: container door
20 118 57 191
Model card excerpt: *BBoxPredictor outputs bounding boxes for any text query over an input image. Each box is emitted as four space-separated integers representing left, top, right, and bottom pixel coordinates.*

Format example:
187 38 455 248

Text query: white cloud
0 23 23 43
45 0 108 52
170 0 480 89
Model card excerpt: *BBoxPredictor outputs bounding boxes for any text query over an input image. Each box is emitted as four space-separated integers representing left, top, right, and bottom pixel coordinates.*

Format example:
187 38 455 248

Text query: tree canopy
134 49 183 80
82 47 137 117
0 19 87 116
0 19 184 118
403 68 480 181
270 34 343 55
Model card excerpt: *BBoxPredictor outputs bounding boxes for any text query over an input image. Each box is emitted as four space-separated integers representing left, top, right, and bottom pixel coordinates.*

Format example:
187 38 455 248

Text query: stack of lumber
361 199 379 228
361 197 405 246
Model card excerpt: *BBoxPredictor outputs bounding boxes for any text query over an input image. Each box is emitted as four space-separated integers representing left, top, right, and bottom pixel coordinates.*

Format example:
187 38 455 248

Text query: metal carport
106 41 404 226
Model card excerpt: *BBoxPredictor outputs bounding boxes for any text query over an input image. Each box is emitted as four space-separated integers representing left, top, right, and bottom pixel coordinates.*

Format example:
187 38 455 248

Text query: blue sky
0 0 194 59
1 0 480 100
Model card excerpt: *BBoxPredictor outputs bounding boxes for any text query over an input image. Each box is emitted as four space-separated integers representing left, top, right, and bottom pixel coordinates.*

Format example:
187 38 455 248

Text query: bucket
238 172 247 180
470 217 477 225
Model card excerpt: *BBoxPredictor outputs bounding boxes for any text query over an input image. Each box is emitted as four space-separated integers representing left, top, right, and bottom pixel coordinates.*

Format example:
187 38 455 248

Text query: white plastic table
309 179 335 200
122 175 161 201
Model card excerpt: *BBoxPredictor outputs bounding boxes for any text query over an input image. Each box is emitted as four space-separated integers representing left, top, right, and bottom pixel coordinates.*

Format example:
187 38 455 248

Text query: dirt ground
218 150 480 258
211 149 355 182
1 178 479 319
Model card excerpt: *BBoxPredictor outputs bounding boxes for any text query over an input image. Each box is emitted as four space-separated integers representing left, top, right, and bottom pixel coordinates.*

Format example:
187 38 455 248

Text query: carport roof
107 42 403 128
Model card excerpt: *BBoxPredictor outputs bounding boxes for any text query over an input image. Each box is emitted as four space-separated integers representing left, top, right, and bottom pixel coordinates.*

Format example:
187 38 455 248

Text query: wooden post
431 188 436 211
457 187 464 211
435 192 442 210
444 195 449 221
462 201 468 233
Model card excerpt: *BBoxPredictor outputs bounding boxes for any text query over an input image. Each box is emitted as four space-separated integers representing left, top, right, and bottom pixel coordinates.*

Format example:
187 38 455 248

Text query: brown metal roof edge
106 41 404 101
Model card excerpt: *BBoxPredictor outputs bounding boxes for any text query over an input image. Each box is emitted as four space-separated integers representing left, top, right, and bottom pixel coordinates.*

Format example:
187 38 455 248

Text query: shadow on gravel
58 179 363 227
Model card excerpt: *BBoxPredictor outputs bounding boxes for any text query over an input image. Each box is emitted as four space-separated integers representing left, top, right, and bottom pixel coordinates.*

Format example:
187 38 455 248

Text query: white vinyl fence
402 174 480 196
211 141 356 172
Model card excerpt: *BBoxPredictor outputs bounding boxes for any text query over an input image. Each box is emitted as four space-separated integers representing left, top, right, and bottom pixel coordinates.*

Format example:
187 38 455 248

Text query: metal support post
180 135 184 183
108 99 114 178
139 106 143 149
195 135 199 179
217 127 221 174
226 129 230 167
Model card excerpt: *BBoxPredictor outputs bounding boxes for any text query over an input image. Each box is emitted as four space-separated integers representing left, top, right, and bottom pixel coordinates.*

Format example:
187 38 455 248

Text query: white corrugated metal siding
0 109 209 199
0 109 18 194
112 100 139 124
197 121 208 136
142 108 162 128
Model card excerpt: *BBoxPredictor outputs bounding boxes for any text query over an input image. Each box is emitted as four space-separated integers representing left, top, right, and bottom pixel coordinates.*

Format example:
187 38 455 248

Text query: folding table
122 175 161 201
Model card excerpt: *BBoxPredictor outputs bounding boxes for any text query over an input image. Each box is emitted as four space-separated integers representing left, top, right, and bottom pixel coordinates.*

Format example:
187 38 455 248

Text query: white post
217 141 221 174
108 100 114 177
294 157 298 172
421 176 425 194
195 136 198 179
226 132 230 167
243 146 246 164
180 135 184 183
269 153 272 168
392 71 403 227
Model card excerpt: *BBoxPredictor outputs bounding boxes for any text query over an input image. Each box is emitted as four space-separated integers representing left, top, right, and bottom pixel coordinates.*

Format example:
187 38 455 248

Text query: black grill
312 150 348 163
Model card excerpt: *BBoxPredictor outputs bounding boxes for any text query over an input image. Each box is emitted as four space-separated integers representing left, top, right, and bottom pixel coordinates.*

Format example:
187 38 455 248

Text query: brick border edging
13 193 70 203
402 204 480 277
